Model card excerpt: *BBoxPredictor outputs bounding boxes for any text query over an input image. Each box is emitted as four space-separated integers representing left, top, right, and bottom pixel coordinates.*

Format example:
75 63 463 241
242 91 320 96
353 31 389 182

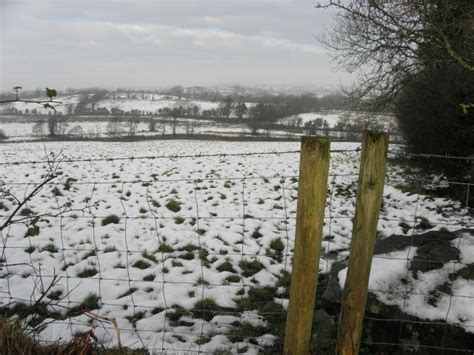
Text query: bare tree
316 0 474 107
233 101 248 119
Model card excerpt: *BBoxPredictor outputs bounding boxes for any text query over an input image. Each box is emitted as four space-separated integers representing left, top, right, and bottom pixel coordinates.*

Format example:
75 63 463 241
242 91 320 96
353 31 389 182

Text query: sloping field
0 140 472 353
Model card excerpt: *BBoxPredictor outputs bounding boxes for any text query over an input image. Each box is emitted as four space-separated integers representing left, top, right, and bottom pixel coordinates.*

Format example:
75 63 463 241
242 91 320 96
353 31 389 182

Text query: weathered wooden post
283 136 331 355
336 131 389 355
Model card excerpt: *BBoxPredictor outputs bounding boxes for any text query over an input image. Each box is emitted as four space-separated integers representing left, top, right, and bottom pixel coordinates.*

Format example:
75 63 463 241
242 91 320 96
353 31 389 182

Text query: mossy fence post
336 131 389 355
283 136 330 355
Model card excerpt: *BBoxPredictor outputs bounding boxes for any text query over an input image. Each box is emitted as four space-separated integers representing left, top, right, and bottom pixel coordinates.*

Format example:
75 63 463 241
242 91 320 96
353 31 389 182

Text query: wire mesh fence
0 143 472 353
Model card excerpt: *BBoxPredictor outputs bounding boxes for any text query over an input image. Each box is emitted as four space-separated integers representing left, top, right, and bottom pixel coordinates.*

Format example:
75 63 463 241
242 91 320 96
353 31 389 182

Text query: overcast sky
0 0 349 91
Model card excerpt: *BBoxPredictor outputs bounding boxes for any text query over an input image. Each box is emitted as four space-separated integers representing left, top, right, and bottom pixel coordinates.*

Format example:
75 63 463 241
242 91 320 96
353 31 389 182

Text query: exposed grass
51 187 63 196
192 298 222 322
117 288 138 299
216 261 236 273
24 246 36 254
40 243 58 253
101 214 120 226
143 274 155 282
158 243 174 253
225 275 241 283
142 251 157 263
132 260 151 270
24 225 40 238
239 259 265 277
174 216 185 224
165 199 181 213
103 246 117 253
77 267 98 278
251 228 263 239
67 293 100 316
266 238 285 262
125 311 146 328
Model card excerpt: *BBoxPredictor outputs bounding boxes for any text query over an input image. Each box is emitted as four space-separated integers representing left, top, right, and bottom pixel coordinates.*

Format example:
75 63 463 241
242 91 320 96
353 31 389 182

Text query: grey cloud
0 0 348 90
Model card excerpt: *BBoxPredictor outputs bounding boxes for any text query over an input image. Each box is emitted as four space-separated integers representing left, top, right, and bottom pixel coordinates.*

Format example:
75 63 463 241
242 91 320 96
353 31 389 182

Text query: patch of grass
399 221 411 234
192 298 222 322
158 243 174 253
132 260 151 269
174 216 185 224
52 187 63 196
67 293 100 316
125 311 146 328
270 238 285 252
143 274 155 281
150 199 161 208
197 277 209 286
196 335 212 345
117 288 138 299
165 199 181 213
77 267 98 278
166 306 191 326
225 275 241 283
139 207 147 214
171 259 183 267
103 246 117 253
24 246 36 254
276 270 291 298
40 243 58 253
216 261 236 273
82 250 96 260
416 216 434 230
151 307 164 315
63 177 77 191
19 208 34 216
173 334 186 342
266 238 285 262
101 214 120 226
239 259 264 277
24 225 40 238
47 289 63 301
251 227 263 239
142 251 157 263
179 252 194 260
179 244 199 252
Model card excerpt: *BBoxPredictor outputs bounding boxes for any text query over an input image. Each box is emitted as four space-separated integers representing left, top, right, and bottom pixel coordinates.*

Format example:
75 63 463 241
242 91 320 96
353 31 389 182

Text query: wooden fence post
336 131 389 355
283 136 331 355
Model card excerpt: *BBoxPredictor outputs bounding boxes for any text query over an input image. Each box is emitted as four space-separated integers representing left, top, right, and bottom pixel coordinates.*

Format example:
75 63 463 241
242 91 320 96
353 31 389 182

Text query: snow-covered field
0 140 472 352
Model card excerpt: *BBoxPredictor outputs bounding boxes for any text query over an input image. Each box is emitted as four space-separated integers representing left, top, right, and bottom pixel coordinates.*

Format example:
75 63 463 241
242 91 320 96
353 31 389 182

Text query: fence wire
0 148 473 353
